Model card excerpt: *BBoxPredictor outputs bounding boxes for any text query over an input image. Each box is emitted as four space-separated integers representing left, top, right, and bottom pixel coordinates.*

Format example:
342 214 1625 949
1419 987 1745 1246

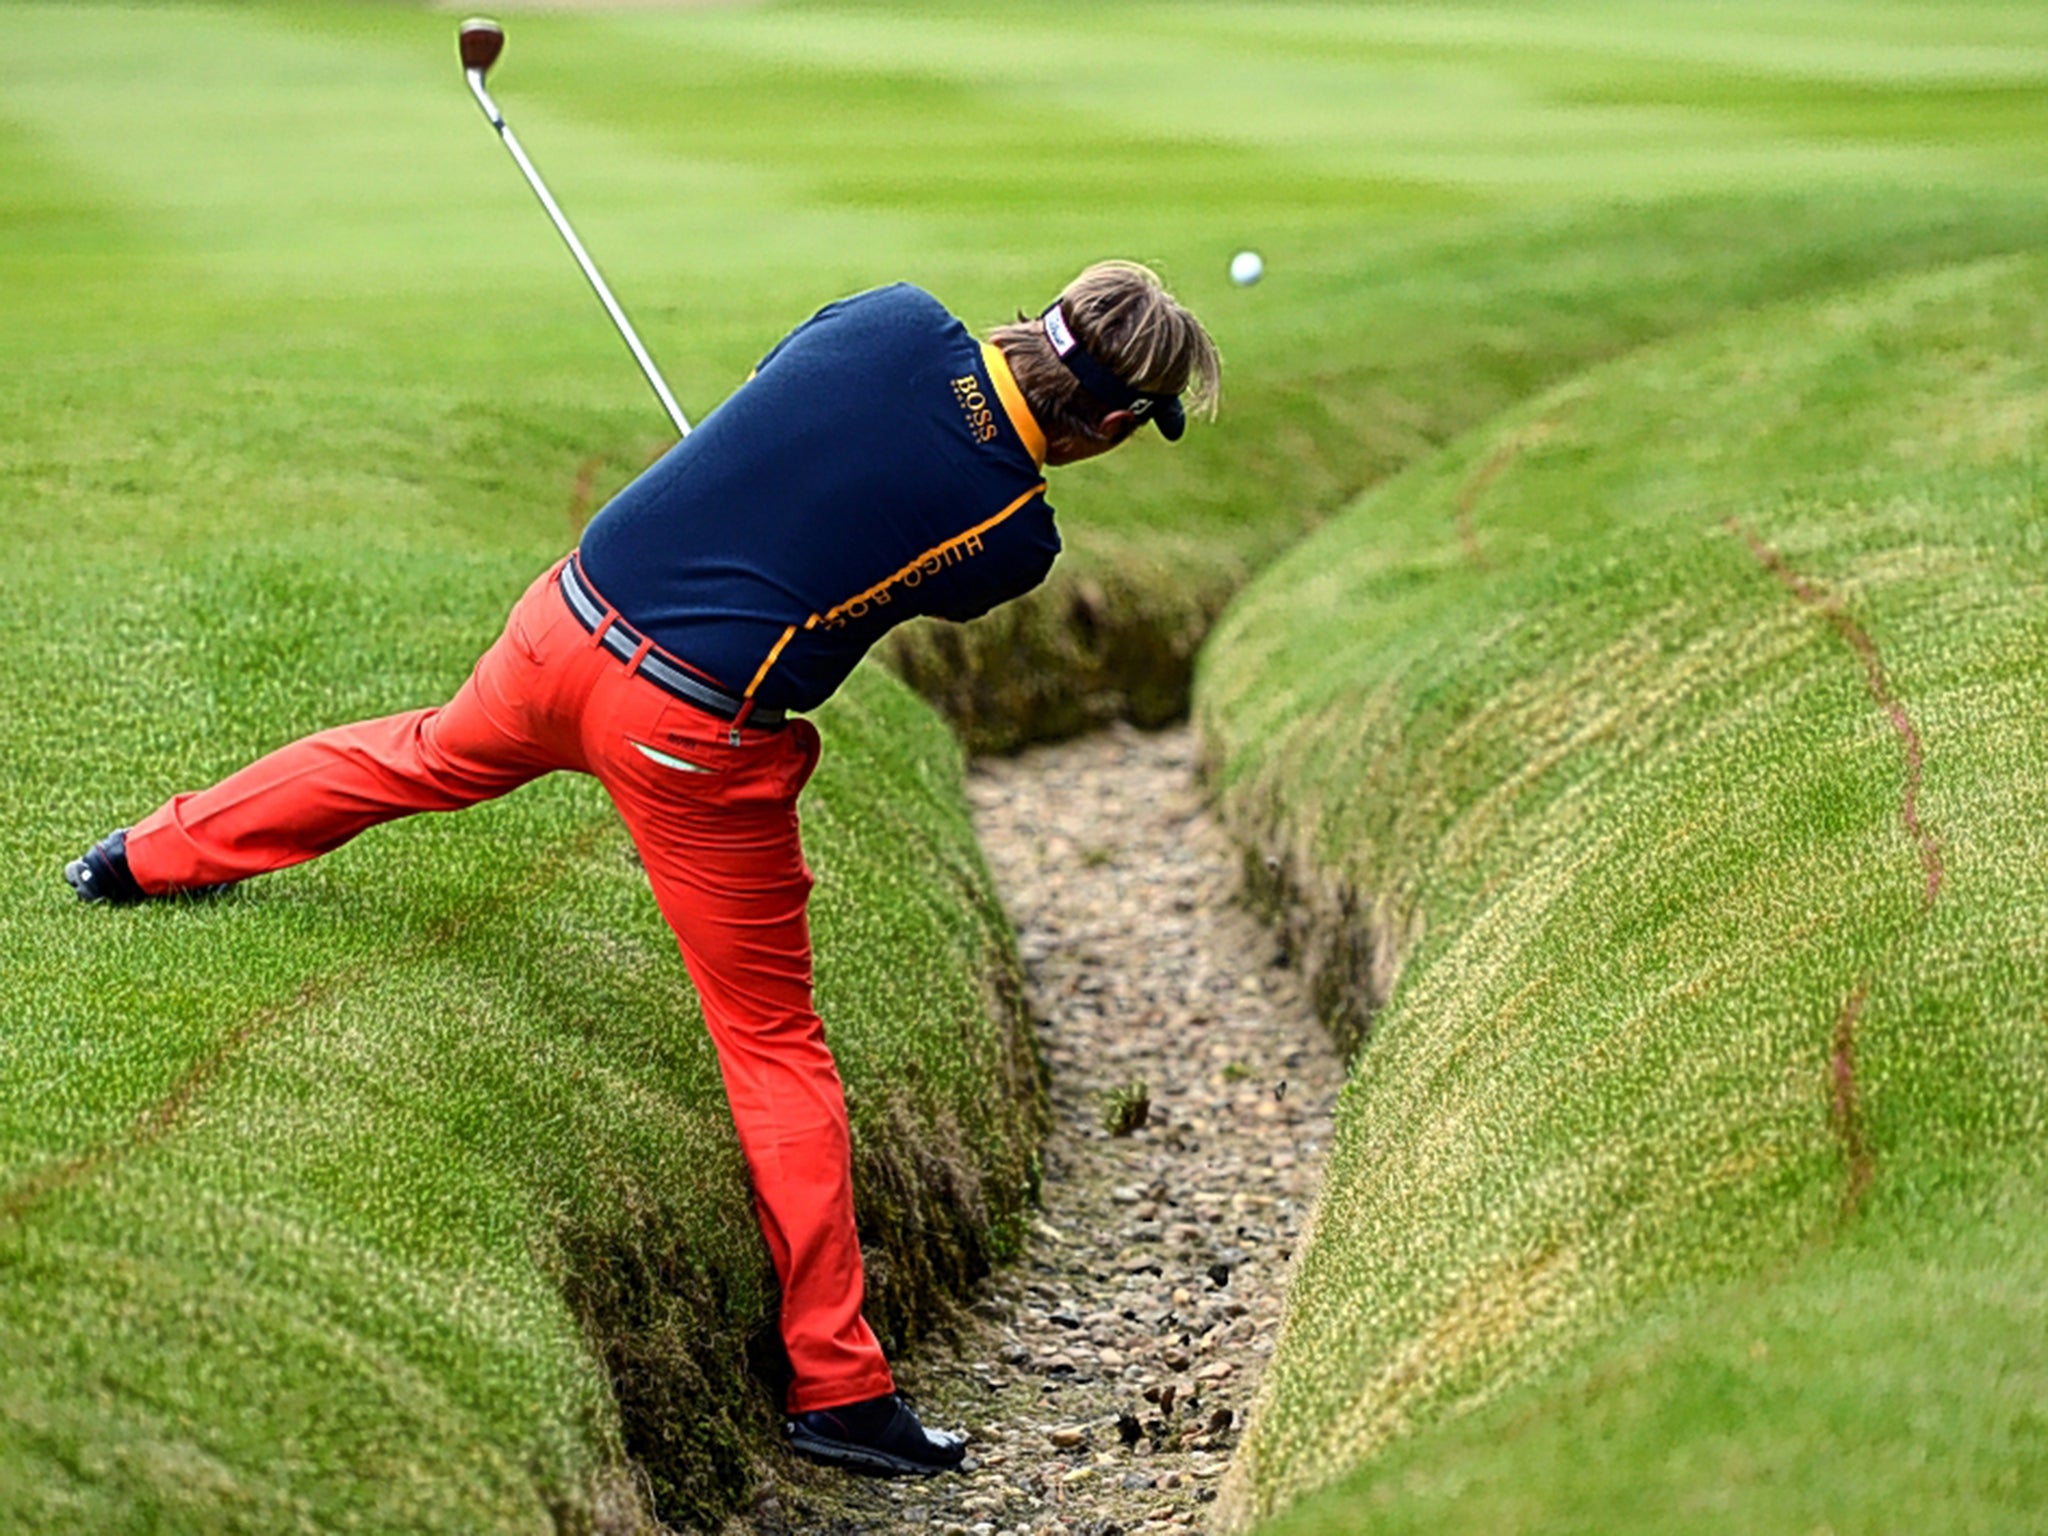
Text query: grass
17 4 2048 740
1263 1185 2048 1535
5 0 2048 1527
1198 254 2048 1531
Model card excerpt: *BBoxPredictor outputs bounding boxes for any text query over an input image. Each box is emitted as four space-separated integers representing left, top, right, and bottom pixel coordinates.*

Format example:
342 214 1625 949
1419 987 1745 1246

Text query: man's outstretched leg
67 567 570 902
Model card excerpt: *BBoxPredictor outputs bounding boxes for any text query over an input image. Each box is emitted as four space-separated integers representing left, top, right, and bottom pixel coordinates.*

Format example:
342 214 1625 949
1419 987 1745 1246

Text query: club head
458 17 505 76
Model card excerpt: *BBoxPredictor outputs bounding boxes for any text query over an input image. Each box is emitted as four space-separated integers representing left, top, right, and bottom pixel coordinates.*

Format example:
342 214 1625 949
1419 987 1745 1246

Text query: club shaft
466 71 691 437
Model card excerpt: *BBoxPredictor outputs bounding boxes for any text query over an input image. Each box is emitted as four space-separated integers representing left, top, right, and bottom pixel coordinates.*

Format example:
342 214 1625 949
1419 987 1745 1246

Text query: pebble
743 725 1343 1535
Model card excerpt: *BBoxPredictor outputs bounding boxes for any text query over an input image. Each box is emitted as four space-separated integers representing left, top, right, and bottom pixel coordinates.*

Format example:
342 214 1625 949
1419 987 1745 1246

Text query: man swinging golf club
66 261 1220 1476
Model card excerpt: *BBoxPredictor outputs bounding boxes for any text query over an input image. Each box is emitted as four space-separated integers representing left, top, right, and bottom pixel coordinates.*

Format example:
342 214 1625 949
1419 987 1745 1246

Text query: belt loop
589 609 618 648
729 697 756 747
624 636 654 675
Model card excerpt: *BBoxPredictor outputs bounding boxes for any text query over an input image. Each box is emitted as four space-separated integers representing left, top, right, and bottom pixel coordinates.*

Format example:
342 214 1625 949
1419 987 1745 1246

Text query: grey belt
558 556 786 730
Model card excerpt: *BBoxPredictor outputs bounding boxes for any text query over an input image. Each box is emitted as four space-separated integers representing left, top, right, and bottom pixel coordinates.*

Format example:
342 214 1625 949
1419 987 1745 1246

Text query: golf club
458 16 692 437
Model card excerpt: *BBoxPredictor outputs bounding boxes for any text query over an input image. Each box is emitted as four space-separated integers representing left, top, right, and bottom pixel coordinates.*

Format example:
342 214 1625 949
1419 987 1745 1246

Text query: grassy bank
2 616 1036 1534
1198 254 2048 1530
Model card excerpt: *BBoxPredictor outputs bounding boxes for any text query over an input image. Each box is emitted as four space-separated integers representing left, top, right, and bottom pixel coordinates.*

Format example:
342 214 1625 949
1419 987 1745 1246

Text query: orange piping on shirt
817 482 1046 627
744 623 800 700
740 482 1046 702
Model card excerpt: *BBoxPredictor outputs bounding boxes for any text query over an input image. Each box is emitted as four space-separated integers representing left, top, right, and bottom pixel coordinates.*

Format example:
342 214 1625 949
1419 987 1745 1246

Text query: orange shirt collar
980 340 1047 467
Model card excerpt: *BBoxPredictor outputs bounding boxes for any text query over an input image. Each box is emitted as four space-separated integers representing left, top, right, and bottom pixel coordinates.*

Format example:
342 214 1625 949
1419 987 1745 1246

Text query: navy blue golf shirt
577 283 1057 714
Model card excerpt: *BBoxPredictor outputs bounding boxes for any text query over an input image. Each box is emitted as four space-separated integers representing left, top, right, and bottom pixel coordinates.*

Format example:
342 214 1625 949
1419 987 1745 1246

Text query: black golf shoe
63 830 229 904
64 828 148 905
786 1393 966 1477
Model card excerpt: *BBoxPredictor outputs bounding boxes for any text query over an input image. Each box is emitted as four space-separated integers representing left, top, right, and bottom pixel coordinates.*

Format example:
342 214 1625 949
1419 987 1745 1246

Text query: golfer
66 260 1220 1476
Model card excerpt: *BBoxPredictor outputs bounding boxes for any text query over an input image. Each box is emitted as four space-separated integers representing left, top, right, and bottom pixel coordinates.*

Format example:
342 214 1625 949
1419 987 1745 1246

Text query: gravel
741 724 1342 1536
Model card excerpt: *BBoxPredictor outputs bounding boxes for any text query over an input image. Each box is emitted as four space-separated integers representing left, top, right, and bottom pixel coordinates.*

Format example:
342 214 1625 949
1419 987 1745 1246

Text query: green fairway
1200 255 2048 1531
6 0 2048 1528
13 4 2048 746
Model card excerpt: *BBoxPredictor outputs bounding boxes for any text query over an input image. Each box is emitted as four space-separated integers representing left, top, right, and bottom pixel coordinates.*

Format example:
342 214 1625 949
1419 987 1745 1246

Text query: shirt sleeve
756 285 906 376
756 297 843 375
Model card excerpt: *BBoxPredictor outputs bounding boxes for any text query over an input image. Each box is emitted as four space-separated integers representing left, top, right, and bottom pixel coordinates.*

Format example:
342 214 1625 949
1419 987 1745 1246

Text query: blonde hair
991 261 1220 444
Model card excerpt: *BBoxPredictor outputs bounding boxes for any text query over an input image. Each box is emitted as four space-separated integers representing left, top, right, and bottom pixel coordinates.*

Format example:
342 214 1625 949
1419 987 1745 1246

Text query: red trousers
125 558 895 1414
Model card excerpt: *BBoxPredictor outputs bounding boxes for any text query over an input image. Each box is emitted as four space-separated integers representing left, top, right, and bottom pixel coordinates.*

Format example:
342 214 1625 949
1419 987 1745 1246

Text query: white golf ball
1229 250 1264 286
